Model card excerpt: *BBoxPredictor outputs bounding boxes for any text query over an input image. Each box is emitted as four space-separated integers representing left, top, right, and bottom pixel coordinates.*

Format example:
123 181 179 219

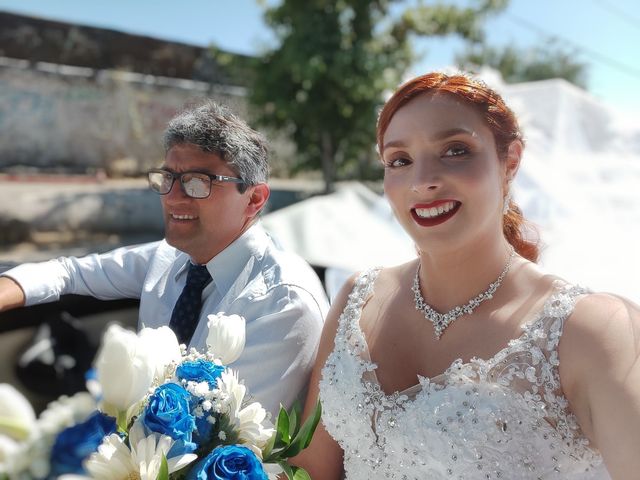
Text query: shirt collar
174 222 269 289
206 222 268 295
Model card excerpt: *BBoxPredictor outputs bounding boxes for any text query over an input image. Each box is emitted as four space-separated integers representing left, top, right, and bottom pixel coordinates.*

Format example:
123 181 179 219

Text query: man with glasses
0 102 329 415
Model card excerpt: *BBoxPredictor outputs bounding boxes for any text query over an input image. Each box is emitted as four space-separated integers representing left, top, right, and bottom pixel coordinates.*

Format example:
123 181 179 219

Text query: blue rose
192 412 215 446
141 383 195 443
186 445 268 480
177 359 226 388
49 411 116 477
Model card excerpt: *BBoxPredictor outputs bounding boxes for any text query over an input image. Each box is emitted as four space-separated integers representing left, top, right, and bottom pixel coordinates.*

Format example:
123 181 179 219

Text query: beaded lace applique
319 269 608 480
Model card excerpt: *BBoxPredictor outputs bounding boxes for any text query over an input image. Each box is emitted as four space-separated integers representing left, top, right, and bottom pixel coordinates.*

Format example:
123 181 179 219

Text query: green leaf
288 400 303 436
156 454 169 480
280 399 322 458
275 405 291 447
291 466 312 480
278 460 294 480
276 462 312 480
116 411 129 434
264 404 293 461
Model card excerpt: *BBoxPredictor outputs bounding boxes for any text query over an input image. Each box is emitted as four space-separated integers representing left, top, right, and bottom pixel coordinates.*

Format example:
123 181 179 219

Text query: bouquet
0 313 320 480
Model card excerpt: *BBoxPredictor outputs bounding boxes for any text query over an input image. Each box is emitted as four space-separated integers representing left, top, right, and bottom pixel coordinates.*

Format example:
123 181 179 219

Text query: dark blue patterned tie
169 263 212 345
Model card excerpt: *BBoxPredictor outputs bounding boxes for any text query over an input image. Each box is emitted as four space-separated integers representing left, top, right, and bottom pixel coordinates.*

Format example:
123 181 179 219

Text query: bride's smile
411 200 461 226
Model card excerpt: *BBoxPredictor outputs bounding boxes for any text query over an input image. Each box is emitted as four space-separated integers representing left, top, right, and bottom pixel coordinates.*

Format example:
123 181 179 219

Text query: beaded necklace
412 247 516 339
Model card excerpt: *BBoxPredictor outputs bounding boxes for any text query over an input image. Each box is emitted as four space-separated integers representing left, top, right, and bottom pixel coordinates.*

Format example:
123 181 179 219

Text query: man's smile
170 213 198 220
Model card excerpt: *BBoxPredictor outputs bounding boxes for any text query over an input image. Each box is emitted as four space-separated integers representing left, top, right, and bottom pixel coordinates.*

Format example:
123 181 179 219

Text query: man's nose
164 179 190 202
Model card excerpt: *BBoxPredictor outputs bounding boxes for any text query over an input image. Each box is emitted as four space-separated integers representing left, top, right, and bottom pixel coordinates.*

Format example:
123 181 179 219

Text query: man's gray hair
163 101 269 186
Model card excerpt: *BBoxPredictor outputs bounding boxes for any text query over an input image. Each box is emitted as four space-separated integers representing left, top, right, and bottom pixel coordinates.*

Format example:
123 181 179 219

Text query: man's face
160 144 253 264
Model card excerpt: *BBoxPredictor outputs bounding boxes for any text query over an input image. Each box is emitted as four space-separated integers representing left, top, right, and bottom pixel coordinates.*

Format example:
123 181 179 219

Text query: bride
292 72 640 479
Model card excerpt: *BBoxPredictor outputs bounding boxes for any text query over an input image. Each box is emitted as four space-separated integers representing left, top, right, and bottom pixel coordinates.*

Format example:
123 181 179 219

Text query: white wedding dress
319 269 610 479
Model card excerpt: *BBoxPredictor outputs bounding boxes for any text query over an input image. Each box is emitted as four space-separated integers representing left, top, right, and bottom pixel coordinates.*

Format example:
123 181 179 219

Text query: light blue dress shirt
3 223 329 415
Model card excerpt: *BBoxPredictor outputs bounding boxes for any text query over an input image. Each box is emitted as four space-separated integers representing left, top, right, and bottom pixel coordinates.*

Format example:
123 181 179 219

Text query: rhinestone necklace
412 247 516 339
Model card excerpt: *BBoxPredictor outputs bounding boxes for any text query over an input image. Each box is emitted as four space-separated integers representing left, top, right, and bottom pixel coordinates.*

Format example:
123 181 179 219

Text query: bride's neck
417 237 514 313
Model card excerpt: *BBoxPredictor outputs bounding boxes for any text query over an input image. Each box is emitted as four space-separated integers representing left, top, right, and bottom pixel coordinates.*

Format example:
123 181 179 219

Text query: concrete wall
0 57 248 175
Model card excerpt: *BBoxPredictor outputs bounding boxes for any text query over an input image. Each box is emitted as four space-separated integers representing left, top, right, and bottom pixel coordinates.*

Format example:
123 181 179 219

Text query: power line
592 0 640 32
504 12 640 80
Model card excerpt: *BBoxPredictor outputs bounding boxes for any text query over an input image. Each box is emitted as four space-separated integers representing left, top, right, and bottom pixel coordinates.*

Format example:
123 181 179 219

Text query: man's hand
0 276 26 312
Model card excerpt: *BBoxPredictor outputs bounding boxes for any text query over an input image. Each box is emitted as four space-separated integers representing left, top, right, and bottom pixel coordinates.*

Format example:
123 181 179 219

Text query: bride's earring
503 187 512 215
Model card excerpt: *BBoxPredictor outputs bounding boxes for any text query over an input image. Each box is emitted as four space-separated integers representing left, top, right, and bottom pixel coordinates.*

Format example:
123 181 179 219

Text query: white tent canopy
264 73 640 303
263 182 415 272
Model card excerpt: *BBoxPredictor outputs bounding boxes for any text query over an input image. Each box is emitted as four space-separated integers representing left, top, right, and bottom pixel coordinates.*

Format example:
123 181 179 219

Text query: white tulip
0 384 36 441
138 326 182 380
206 313 246 364
94 324 156 418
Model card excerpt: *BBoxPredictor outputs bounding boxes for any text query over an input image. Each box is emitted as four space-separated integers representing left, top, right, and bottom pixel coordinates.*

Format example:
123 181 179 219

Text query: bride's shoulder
530 261 640 342
568 290 640 339
513 262 639 345
559 289 640 378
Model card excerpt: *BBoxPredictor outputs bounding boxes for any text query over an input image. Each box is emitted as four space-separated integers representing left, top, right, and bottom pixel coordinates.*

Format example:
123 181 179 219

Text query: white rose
95 324 156 417
138 326 182 380
0 384 36 441
206 313 246 364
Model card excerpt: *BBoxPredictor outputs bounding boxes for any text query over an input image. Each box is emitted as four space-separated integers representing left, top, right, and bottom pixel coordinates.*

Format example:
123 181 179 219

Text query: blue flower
186 445 268 480
193 413 215 445
141 383 195 443
177 359 226 388
49 411 116 477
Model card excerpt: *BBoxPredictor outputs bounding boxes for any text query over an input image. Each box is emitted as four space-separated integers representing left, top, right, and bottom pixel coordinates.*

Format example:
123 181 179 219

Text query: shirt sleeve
231 284 327 417
1 241 162 306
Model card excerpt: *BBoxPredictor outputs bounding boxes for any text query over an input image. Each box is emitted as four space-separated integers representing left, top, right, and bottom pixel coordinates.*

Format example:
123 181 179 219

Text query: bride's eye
385 156 411 168
443 144 469 158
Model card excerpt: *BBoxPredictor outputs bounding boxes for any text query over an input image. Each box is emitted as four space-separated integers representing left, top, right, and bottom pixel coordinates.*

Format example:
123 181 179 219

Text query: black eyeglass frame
147 168 248 198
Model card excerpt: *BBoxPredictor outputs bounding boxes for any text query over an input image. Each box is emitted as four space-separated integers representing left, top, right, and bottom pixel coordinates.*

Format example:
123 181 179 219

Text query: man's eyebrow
158 167 216 175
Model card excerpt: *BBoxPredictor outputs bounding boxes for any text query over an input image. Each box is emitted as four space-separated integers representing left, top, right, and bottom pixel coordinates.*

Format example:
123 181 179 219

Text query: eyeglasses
147 169 246 199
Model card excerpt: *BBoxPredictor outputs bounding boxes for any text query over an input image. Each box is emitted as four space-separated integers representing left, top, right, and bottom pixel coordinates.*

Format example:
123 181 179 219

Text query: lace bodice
319 269 609 479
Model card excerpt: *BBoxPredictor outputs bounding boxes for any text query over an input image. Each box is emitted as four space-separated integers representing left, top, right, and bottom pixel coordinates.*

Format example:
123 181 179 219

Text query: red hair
377 72 539 262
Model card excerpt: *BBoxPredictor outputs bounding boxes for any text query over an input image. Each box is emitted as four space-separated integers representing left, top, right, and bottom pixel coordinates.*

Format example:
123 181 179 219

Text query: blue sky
1 0 639 113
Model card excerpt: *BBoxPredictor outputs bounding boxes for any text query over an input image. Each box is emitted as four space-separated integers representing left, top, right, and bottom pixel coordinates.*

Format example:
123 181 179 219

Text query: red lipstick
411 200 461 227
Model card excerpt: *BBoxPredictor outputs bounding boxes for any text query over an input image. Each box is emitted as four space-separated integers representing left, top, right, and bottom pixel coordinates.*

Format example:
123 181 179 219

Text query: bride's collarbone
360 302 536 393
358 269 556 394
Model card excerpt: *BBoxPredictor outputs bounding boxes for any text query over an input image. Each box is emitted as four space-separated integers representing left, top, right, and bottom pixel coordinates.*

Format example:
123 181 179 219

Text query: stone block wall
0 58 248 175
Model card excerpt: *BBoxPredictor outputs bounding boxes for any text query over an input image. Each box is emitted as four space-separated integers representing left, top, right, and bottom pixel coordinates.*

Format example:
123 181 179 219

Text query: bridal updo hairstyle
376 72 540 262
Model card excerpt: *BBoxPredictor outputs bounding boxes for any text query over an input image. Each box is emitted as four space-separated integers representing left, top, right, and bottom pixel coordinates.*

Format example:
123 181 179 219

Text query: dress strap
539 283 590 353
335 268 381 353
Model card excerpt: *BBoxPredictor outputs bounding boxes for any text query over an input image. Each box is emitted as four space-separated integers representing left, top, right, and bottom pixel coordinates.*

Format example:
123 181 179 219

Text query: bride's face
381 93 509 251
